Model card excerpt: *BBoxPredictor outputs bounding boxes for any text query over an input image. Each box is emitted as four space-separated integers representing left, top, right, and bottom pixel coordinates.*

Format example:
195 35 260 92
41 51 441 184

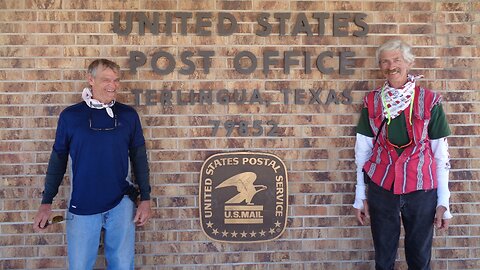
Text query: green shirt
356 104 451 154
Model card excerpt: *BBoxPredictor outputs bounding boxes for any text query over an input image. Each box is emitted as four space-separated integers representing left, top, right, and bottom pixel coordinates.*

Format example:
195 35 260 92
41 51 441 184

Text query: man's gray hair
376 39 415 65
87 59 120 78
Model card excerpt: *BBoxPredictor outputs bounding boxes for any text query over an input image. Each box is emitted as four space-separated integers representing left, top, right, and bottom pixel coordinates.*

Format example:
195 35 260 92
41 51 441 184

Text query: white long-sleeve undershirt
353 133 452 219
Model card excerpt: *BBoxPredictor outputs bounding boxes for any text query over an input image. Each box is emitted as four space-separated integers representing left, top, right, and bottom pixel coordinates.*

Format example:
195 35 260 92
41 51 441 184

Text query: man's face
88 66 120 104
379 49 413 88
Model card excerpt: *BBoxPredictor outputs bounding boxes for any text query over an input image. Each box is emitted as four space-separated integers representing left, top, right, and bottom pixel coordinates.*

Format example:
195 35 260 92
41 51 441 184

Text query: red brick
0 260 26 270
217 0 252 10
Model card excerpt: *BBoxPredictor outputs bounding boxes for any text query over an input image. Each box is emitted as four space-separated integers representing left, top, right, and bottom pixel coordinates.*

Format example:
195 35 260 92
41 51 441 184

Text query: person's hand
134 200 151 226
434 206 449 231
33 204 52 232
355 200 370 226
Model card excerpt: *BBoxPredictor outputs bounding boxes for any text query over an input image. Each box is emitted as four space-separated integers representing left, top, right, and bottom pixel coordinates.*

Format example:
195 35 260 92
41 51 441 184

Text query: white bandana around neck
381 74 423 124
82 87 115 118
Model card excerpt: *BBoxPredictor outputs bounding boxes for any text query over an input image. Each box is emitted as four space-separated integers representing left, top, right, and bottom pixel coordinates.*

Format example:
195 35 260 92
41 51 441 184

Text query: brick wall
1 0 479 269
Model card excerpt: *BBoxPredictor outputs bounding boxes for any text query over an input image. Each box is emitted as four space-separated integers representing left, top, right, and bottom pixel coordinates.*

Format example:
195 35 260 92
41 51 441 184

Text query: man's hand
355 200 370 226
33 204 52 232
434 206 449 231
134 200 151 226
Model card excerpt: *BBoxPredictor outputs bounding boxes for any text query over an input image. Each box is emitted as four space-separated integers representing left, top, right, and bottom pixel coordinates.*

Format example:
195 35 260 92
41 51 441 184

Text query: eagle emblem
215 172 267 205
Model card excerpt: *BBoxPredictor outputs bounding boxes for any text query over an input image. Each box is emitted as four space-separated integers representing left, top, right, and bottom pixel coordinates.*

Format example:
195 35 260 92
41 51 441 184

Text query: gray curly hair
376 39 415 65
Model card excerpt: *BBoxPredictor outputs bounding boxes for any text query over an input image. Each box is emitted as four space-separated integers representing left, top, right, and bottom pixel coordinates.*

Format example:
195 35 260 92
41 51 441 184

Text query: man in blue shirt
33 59 151 270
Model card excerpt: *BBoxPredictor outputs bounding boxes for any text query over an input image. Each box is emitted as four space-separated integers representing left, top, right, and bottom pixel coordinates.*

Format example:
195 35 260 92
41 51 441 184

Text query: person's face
378 49 413 88
87 66 120 104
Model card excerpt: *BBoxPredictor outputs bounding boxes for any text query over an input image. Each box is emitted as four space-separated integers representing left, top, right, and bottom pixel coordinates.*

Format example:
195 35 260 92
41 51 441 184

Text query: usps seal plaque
199 151 288 242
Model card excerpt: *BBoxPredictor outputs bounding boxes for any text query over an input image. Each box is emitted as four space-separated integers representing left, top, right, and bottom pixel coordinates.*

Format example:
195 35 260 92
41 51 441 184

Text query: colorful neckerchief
381 74 423 125
82 87 115 118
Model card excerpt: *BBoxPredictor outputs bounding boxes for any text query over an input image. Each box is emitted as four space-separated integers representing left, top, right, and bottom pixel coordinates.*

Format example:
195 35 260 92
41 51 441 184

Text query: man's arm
129 144 151 200
428 104 452 230
431 137 452 230
129 144 152 226
354 133 373 225
33 150 68 231
353 107 374 225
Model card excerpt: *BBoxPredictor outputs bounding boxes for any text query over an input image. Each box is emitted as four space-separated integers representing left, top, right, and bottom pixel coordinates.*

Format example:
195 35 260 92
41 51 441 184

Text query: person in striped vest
353 39 452 270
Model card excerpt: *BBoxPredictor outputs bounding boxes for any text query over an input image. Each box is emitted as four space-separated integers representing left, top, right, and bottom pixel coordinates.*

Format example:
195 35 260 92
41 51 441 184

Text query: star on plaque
231 231 238 238
240 231 248 237
222 230 229 237
206 221 214 228
249 231 257 237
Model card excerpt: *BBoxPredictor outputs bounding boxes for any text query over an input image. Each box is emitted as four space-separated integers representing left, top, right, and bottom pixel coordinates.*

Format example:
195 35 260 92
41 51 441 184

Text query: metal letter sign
199 152 288 242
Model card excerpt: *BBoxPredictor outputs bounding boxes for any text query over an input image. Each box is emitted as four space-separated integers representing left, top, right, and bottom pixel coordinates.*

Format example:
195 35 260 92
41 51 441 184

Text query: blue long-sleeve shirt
41 102 150 215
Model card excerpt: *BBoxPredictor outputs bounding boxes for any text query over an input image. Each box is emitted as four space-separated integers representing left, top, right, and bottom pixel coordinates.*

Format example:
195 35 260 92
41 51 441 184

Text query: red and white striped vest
363 86 441 194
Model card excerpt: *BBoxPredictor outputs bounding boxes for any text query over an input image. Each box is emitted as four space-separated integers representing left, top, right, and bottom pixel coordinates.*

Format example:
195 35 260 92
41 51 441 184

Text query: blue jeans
367 181 436 270
66 196 135 270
